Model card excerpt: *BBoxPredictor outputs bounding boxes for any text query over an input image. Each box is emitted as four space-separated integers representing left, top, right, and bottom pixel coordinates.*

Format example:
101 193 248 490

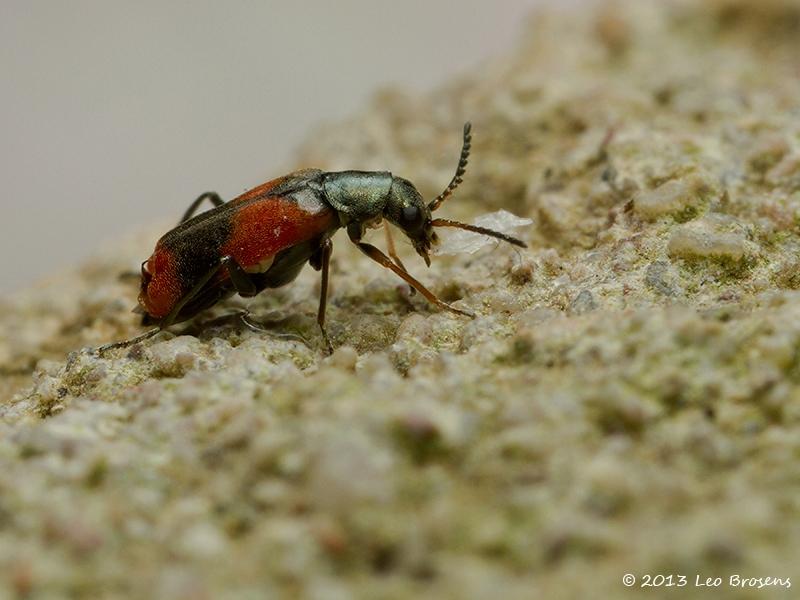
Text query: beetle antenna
428 122 472 212
430 218 527 248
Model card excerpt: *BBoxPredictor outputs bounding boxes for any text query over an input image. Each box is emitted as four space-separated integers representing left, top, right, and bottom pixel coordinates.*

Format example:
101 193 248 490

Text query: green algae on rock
2 0 800 598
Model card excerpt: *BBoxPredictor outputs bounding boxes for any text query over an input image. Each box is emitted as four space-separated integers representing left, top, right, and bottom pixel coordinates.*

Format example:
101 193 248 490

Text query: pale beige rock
2 1 800 598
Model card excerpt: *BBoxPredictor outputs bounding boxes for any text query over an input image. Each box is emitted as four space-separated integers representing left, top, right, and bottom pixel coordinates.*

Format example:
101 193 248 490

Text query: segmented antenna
428 122 472 212
431 218 527 248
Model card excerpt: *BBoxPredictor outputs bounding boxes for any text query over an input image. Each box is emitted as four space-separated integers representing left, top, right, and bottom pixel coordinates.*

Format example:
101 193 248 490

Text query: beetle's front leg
178 191 225 225
346 224 474 318
384 222 415 296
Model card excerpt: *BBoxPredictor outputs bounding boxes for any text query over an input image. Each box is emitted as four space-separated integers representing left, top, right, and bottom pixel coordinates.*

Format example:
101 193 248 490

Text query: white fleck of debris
433 210 531 256
293 187 326 214
176 523 228 559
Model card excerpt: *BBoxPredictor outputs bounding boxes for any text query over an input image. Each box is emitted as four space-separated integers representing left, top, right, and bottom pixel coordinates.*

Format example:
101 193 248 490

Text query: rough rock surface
3 1 800 598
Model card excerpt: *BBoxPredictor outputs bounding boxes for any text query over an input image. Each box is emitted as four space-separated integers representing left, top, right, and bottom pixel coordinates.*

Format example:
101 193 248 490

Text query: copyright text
621 574 791 589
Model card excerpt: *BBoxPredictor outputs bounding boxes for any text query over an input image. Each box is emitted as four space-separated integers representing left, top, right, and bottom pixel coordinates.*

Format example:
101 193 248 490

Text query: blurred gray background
0 1 557 295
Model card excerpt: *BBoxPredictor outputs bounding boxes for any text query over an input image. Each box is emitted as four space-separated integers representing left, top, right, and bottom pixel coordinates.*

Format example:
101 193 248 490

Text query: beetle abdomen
139 172 338 322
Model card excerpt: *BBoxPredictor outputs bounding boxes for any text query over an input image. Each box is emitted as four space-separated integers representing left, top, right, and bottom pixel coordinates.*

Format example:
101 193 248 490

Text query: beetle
99 123 526 354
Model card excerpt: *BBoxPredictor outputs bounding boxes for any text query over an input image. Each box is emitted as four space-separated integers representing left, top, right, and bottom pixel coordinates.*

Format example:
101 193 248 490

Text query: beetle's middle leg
178 192 225 224
310 238 334 354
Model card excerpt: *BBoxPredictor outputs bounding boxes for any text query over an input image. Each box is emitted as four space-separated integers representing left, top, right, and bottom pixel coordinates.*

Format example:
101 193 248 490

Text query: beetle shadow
183 309 311 347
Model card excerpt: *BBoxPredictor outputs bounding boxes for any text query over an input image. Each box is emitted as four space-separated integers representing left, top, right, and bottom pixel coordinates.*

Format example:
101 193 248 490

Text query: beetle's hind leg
178 192 225 224
98 255 260 355
96 261 229 354
93 327 162 356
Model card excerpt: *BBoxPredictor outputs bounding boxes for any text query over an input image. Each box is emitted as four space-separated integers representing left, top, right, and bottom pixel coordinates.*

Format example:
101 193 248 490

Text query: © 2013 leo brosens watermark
621 573 792 590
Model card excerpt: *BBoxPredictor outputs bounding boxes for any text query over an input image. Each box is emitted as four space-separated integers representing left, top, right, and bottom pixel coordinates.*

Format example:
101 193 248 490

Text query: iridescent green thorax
321 170 435 262
322 171 393 224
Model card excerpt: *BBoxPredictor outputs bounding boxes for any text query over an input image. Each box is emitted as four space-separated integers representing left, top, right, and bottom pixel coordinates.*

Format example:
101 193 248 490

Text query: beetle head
386 122 526 266
384 177 437 266
384 122 472 266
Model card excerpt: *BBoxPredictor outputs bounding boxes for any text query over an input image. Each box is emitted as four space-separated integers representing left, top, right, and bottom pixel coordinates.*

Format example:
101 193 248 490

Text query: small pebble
667 220 754 262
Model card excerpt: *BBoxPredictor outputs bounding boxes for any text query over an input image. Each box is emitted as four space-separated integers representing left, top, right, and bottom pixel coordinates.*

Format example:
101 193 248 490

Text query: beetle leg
308 237 324 271
101 257 261 353
347 224 474 318
178 191 224 224
94 327 161 355
383 222 406 271
384 222 415 296
220 255 258 297
315 238 334 354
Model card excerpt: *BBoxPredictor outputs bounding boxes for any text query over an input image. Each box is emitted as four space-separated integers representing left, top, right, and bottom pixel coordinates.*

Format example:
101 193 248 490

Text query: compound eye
401 205 424 231
141 260 152 279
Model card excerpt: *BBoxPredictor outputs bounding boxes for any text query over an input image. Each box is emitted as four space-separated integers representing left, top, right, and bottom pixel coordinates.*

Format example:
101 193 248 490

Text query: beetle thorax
321 171 392 224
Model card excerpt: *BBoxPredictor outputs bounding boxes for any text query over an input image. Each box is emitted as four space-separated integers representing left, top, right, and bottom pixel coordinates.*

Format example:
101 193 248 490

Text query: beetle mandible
101 123 526 353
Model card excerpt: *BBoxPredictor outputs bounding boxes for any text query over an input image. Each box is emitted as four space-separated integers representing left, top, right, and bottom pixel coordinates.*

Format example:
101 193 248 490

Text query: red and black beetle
101 123 526 353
